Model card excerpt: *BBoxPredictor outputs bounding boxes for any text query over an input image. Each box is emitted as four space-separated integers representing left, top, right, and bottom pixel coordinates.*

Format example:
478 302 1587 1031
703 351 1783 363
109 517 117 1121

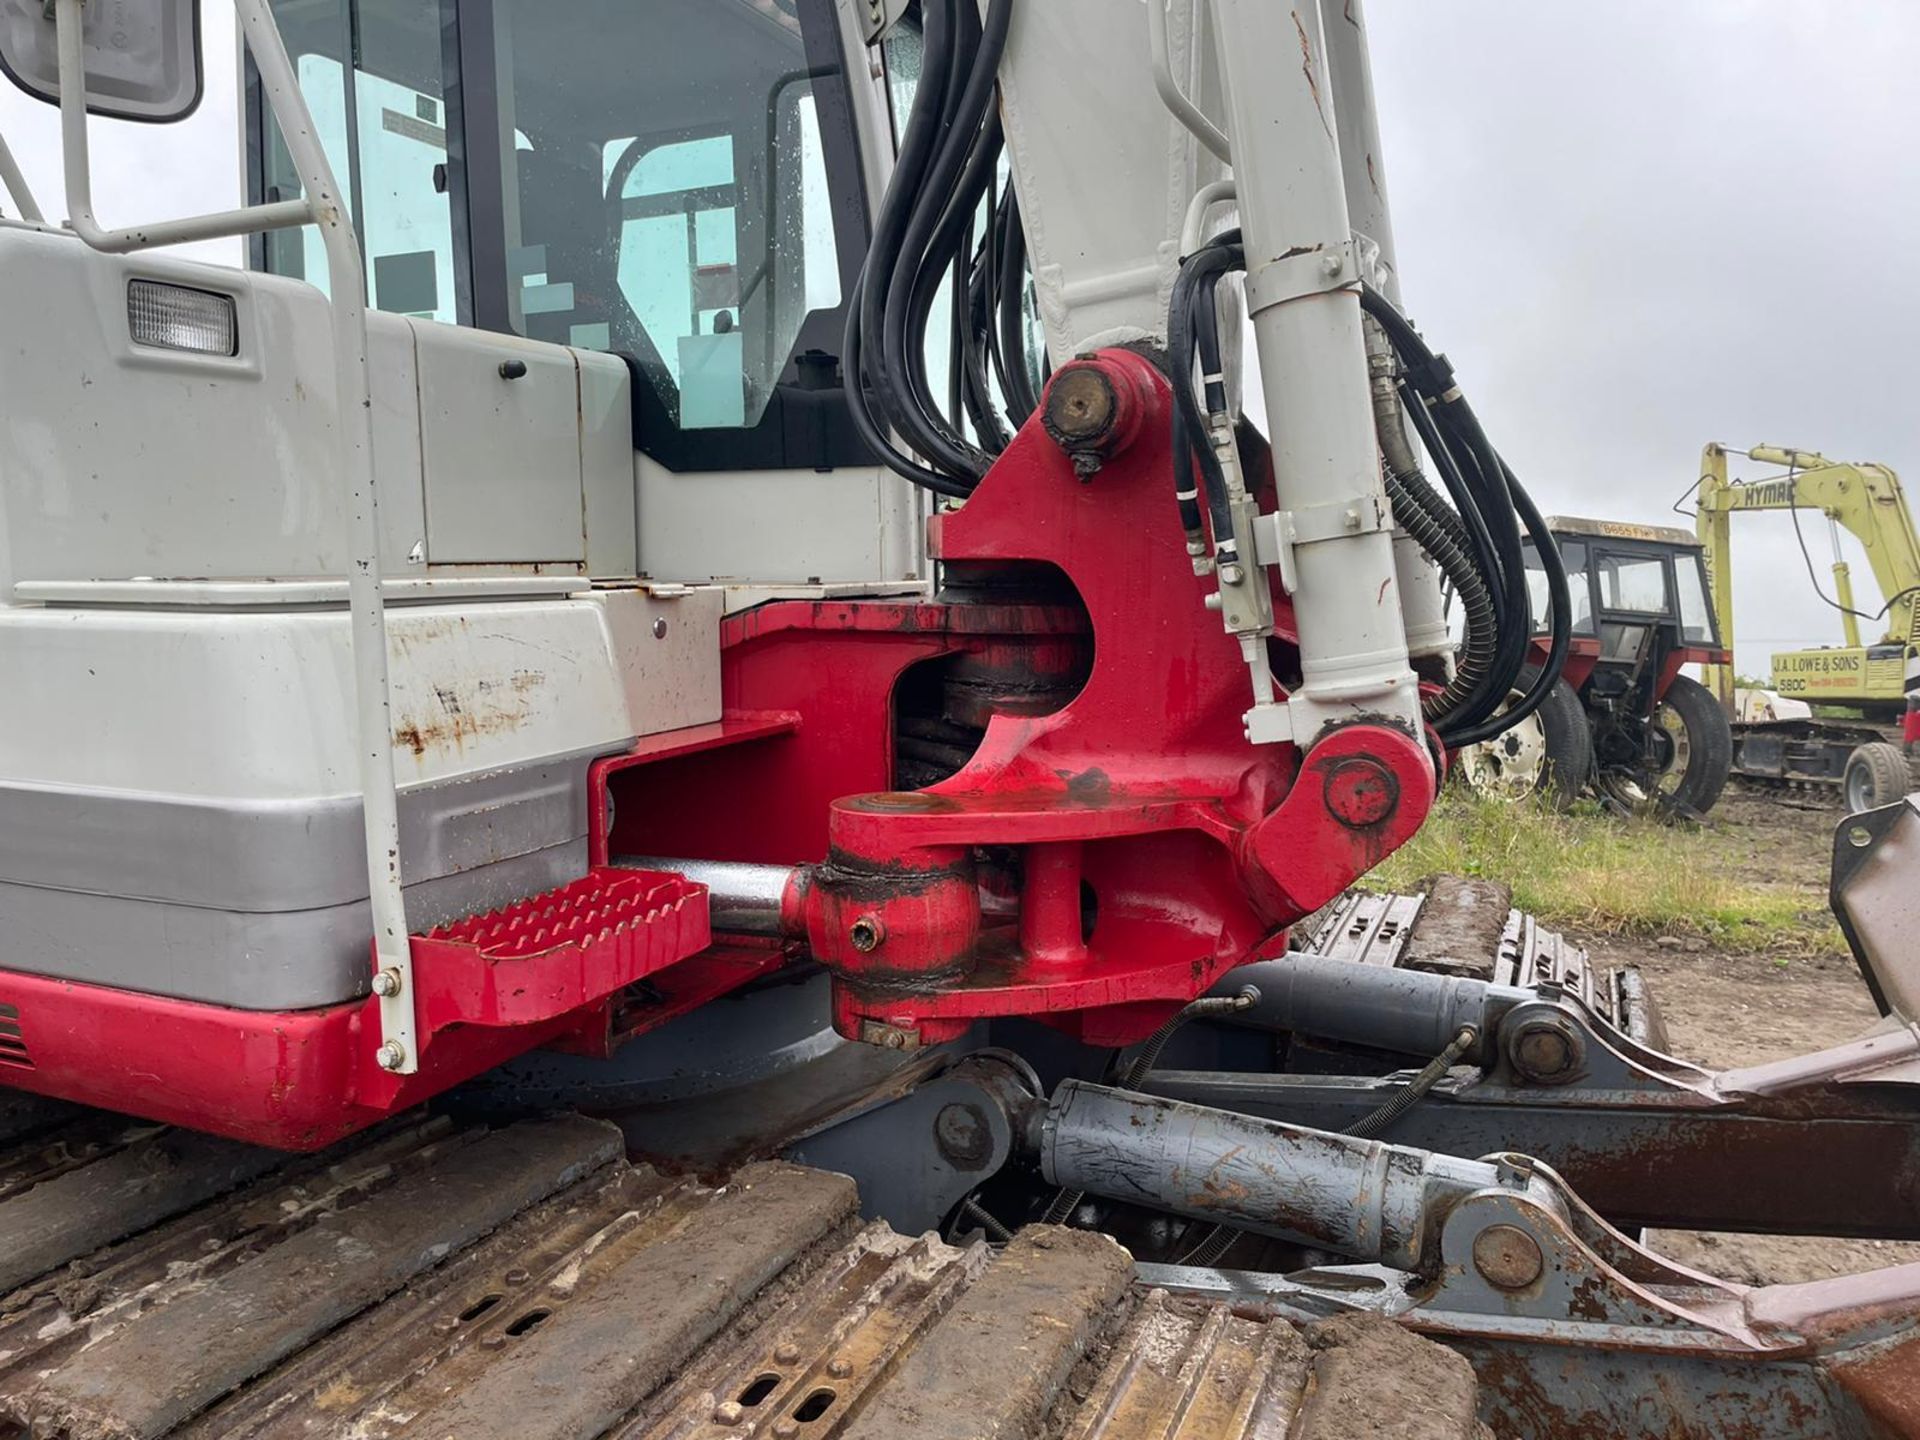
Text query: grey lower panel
0 840 587 1011
0 746 617 913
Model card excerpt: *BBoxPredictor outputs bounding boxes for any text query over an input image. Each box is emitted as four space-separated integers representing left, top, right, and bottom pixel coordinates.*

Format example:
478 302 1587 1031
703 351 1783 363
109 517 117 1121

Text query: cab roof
1544 515 1703 549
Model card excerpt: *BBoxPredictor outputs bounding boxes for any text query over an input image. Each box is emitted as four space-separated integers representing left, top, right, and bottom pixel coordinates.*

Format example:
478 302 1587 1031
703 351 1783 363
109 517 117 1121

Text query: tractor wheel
1456 669 1593 811
1843 741 1912 813
1649 674 1734 817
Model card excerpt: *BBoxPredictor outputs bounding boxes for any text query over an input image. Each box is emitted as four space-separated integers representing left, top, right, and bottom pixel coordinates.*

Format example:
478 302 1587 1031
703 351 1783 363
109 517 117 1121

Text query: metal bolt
652 617 669 639
504 1267 530 1286
827 1356 853 1379
1319 252 1345 277
375 1040 407 1071
934 1102 991 1169
848 915 885 953
1323 756 1399 829
1471 1224 1544 1291
712 1400 746 1426
1217 562 1245 585
773 1340 802 1364
880 1029 906 1050
370 968 403 998
1508 1015 1584 1084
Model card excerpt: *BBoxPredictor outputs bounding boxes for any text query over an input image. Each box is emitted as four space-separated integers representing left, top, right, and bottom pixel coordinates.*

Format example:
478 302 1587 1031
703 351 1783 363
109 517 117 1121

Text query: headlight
127 280 238 356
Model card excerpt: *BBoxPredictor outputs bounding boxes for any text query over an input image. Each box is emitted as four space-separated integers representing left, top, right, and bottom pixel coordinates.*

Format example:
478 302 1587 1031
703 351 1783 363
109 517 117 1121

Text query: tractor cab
1525 516 1726 697
1475 517 1734 814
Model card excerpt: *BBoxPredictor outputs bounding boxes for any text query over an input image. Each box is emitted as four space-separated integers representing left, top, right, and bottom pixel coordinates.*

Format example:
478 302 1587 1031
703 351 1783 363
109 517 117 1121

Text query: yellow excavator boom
1694 442 1920 713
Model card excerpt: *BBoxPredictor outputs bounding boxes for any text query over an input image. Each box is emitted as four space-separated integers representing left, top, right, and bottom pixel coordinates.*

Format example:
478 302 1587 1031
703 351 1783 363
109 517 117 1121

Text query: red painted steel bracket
796 350 1437 1048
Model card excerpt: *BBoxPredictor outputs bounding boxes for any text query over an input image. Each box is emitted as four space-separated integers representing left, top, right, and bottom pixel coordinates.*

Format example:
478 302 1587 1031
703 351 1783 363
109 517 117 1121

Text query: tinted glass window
1676 552 1717 646
1523 538 1594 636
259 3 455 321
1596 552 1671 615
495 0 853 431
256 0 867 464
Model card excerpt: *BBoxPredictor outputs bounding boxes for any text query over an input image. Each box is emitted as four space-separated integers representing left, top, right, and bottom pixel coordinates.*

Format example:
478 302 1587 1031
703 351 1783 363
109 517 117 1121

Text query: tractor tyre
1655 674 1733 817
1456 667 1593 811
1844 741 1912 813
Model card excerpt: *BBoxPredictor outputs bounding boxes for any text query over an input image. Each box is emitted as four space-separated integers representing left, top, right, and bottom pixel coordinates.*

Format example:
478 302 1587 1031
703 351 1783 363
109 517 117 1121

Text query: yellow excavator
1695 443 1920 809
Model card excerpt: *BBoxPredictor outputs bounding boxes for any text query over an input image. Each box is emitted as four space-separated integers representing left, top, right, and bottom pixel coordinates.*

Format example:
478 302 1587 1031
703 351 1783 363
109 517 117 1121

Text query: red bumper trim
0 867 726 1150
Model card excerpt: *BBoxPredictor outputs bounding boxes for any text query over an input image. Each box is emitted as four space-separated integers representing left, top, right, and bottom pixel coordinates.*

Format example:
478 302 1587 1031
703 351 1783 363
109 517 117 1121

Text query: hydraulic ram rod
1037 1081 1559 1272
1209 954 1529 1064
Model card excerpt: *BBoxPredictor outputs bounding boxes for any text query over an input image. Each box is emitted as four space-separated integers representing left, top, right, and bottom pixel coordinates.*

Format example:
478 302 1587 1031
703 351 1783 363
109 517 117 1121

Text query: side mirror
0 0 203 124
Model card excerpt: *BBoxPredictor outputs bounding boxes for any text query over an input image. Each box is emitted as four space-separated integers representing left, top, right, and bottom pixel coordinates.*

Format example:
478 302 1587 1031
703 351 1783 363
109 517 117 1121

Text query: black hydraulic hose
1389 469 1498 724
1344 1024 1478 1140
1444 460 1572 747
902 106 1008 475
981 185 1014 414
842 300 973 498
1433 405 1531 733
882 0 1011 483
1359 283 1568 745
1397 379 1514 731
843 0 965 495
997 191 1039 423
1168 244 1242 561
961 257 1012 451
1423 365 1568 742
876 0 976 474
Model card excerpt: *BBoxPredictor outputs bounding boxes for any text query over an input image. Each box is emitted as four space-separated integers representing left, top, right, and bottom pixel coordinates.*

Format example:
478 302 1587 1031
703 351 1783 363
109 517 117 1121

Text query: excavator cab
249 0 874 468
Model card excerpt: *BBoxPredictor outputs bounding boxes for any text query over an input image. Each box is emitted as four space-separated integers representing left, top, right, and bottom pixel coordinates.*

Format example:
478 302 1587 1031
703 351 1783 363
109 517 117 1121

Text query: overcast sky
2 3 1915 676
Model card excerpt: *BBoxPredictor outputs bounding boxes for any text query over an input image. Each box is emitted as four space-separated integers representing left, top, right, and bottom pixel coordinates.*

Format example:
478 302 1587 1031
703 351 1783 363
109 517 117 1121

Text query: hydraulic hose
882 0 1010 482
1358 284 1571 746
846 0 1029 496
1388 469 1498 722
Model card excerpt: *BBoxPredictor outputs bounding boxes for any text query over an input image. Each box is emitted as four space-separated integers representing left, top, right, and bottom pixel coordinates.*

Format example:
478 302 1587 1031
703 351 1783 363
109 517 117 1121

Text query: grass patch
1367 792 1844 955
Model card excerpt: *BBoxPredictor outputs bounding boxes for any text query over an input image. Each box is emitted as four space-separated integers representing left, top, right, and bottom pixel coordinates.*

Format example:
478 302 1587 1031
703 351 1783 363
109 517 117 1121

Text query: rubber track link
0 1097 1485 1440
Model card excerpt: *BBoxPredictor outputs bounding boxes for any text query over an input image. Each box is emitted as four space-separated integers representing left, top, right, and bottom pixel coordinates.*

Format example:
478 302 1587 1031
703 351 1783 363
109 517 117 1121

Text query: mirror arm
54 0 310 252
0 129 43 222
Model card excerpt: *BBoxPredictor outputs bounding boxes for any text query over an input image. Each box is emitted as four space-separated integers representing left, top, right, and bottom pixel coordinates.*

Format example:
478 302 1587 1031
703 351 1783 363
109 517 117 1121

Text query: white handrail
51 0 418 1073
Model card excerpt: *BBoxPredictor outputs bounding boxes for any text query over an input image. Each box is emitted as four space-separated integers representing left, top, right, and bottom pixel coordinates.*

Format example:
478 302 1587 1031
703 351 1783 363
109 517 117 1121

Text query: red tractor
1461 517 1735 816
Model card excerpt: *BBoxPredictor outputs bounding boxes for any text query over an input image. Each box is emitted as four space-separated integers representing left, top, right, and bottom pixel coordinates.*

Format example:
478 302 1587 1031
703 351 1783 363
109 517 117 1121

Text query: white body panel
636 453 923 586
0 225 639 594
0 596 638 798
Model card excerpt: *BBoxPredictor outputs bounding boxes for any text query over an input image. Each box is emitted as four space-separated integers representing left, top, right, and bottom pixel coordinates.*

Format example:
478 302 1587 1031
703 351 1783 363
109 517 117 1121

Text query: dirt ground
1580 786 1920 1285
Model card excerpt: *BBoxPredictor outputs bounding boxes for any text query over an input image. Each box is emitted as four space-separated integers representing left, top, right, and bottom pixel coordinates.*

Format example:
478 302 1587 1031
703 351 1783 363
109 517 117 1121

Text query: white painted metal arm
1207 0 1420 745
0 128 42 221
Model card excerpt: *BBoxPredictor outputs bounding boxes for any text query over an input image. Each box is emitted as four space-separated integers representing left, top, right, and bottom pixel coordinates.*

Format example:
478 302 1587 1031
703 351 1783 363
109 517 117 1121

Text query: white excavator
0 2 1918 1436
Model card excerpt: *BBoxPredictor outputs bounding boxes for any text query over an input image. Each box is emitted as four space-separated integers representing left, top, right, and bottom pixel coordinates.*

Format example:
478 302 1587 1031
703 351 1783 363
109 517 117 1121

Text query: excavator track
0 1097 1486 1440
